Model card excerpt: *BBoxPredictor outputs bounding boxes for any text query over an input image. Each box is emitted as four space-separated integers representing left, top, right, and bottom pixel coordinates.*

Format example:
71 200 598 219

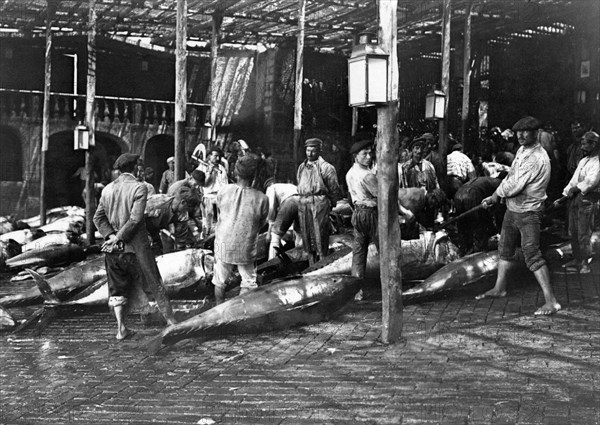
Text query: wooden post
351 107 358 140
461 2 472 152
377 0 402 344
85 0 96 245
40 2 54 226
209 12 222 148
175 0 187 180
293 0 306 167
438 0 451 177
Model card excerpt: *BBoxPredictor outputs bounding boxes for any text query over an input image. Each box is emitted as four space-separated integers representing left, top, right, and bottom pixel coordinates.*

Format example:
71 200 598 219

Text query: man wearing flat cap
213 154 269 304
94 153 177 340
558 130 600 274
297 137 342 264
159 156 176 194
196 147 229 237
346 139 378 294
478 116 561 316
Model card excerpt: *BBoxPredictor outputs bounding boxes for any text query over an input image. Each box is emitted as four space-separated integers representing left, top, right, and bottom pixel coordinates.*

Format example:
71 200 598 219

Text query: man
144 167 156 193
213 154 269 304
421 133 444 184
145 186 200 254
136 165 156 198
196 148 228 237
558 131 600 274
399 139 441 229
477 116 561 316
168 169 205 239
566 122 585 179
93 153 176 340
446 143 477 199
297 138 342 264
345 139 378 291
159 156 175 194
265 178 301 260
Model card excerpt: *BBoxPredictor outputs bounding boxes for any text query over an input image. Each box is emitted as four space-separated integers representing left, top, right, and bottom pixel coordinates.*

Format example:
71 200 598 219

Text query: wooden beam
461 2 472 152
209 12 222 147
293 0 305 168
438 0 451 178
85 0 97 245
40 1 54 226
175 0 187 180
377 0 402 344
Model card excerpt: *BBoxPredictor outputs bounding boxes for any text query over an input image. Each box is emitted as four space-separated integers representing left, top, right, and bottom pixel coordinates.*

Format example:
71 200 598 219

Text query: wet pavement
1 256 599 424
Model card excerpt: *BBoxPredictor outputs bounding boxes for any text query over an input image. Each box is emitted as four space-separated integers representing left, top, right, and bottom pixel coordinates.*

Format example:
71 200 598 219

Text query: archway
45 131 125 208
0 126 23 181
143 134 174 191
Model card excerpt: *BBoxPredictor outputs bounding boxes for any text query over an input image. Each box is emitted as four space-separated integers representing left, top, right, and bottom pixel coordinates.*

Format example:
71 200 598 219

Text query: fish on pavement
0 305 17 331
5 244 87 270
20 206 85 228
147 274 361 354
22 232 78 252
543 230 600 262
0 228 45 245
403 251 499 300
39 215 85 234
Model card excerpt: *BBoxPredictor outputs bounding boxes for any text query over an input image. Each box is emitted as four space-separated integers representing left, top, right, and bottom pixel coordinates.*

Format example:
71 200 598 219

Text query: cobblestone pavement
1 259 598 424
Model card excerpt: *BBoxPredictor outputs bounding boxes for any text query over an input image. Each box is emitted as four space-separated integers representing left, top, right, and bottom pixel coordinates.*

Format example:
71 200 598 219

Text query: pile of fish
0 206 87 271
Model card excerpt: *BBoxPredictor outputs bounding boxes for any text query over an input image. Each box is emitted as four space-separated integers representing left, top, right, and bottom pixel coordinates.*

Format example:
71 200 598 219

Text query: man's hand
481 193 499 209
101 234 120 253
567 186 581 199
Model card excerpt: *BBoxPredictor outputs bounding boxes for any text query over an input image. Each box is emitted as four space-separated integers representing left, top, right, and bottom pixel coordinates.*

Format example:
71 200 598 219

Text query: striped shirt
447 150 476 181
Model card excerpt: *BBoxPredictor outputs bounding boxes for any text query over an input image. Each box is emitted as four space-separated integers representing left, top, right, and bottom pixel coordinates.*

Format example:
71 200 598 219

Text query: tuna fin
274 247 293 267
12 306 44 333
25 268 61 304
146 335 164 355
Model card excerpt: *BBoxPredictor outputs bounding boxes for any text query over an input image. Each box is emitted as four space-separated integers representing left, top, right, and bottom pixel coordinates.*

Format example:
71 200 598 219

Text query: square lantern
425 87 446 120
74 123 89 150
348 34 389 107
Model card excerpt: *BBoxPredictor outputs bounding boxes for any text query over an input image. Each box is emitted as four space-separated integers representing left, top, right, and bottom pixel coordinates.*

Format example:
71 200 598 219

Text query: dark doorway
0 126 23 181
45 131 124 208
143 134 174 192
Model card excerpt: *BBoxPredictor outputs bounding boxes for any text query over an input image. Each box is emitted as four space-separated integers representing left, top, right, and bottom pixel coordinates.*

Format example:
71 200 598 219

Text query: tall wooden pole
461 2 472 152
438 0 451 177
293 0 306 167
40 1 54 226
351 107 358 140
209 13 222 148
377 0 402 344
175 0 187 180
85 0 97 245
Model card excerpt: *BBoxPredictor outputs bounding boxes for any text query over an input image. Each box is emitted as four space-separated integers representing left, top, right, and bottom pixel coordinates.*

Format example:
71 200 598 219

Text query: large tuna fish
0 256 106 307
147 274 361 354
543 231 600 262
302 231 460 282
5 244 87 270
403 251 498 300
22 232 78 252
39 215 85 234
0 228 45 245
0 239 22 270
1 248 211 307
20 206 85 228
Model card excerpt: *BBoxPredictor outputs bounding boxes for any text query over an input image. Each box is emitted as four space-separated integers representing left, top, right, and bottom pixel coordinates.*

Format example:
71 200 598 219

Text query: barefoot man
477 116 561 315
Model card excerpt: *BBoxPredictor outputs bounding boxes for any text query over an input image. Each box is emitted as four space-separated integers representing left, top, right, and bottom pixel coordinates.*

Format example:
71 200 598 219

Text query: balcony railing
0 88 210 127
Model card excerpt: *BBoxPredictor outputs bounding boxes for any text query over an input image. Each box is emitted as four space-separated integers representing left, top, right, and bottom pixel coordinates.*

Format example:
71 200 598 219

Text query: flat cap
350 139 373 155
166 156 175 163
113 153 140 171
583 131 599 142
235 153 260 179
451 143 463 152
238 139 250 150
304 138 323 148
420 132 435 141
410 138 427 149
512 116 542 131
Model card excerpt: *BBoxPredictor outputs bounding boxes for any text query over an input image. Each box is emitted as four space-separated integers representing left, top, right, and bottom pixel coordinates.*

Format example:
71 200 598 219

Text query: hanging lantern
425 87 446 120
348 33 389 107
74 123 89 150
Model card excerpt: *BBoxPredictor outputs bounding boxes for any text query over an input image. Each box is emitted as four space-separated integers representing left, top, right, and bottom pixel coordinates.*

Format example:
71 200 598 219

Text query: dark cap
410 138 427 150
304 138 323 148
113 153 140 171
451 143 463 152
350 139 373 155
512 116 542 132
420 132 435 141
583 131 599 143
235 153 260 179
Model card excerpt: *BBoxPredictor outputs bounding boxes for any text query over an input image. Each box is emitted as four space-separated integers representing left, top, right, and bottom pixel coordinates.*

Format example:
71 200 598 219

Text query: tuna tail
274 246 293 268
25 268 61 304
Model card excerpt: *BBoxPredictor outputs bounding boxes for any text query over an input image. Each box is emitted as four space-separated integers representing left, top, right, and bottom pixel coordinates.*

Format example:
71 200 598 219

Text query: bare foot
116 328 132 340
475 289 507 300
534 302 561 316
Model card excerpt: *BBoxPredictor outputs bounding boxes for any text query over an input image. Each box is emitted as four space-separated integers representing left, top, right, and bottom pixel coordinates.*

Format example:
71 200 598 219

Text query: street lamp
74 122 89 150
348 33 389 107
425 86 446 120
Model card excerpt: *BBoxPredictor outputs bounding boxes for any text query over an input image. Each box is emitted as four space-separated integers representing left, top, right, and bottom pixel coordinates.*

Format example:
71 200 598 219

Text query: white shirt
562 155 600 197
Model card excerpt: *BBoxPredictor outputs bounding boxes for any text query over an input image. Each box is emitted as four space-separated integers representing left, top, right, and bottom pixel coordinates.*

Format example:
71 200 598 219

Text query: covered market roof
0 0 592 56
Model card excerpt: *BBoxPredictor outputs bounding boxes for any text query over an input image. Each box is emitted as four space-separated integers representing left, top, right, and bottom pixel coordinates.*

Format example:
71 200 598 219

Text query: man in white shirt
558 131 600 274
196 148 228 236
265 179 300 259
